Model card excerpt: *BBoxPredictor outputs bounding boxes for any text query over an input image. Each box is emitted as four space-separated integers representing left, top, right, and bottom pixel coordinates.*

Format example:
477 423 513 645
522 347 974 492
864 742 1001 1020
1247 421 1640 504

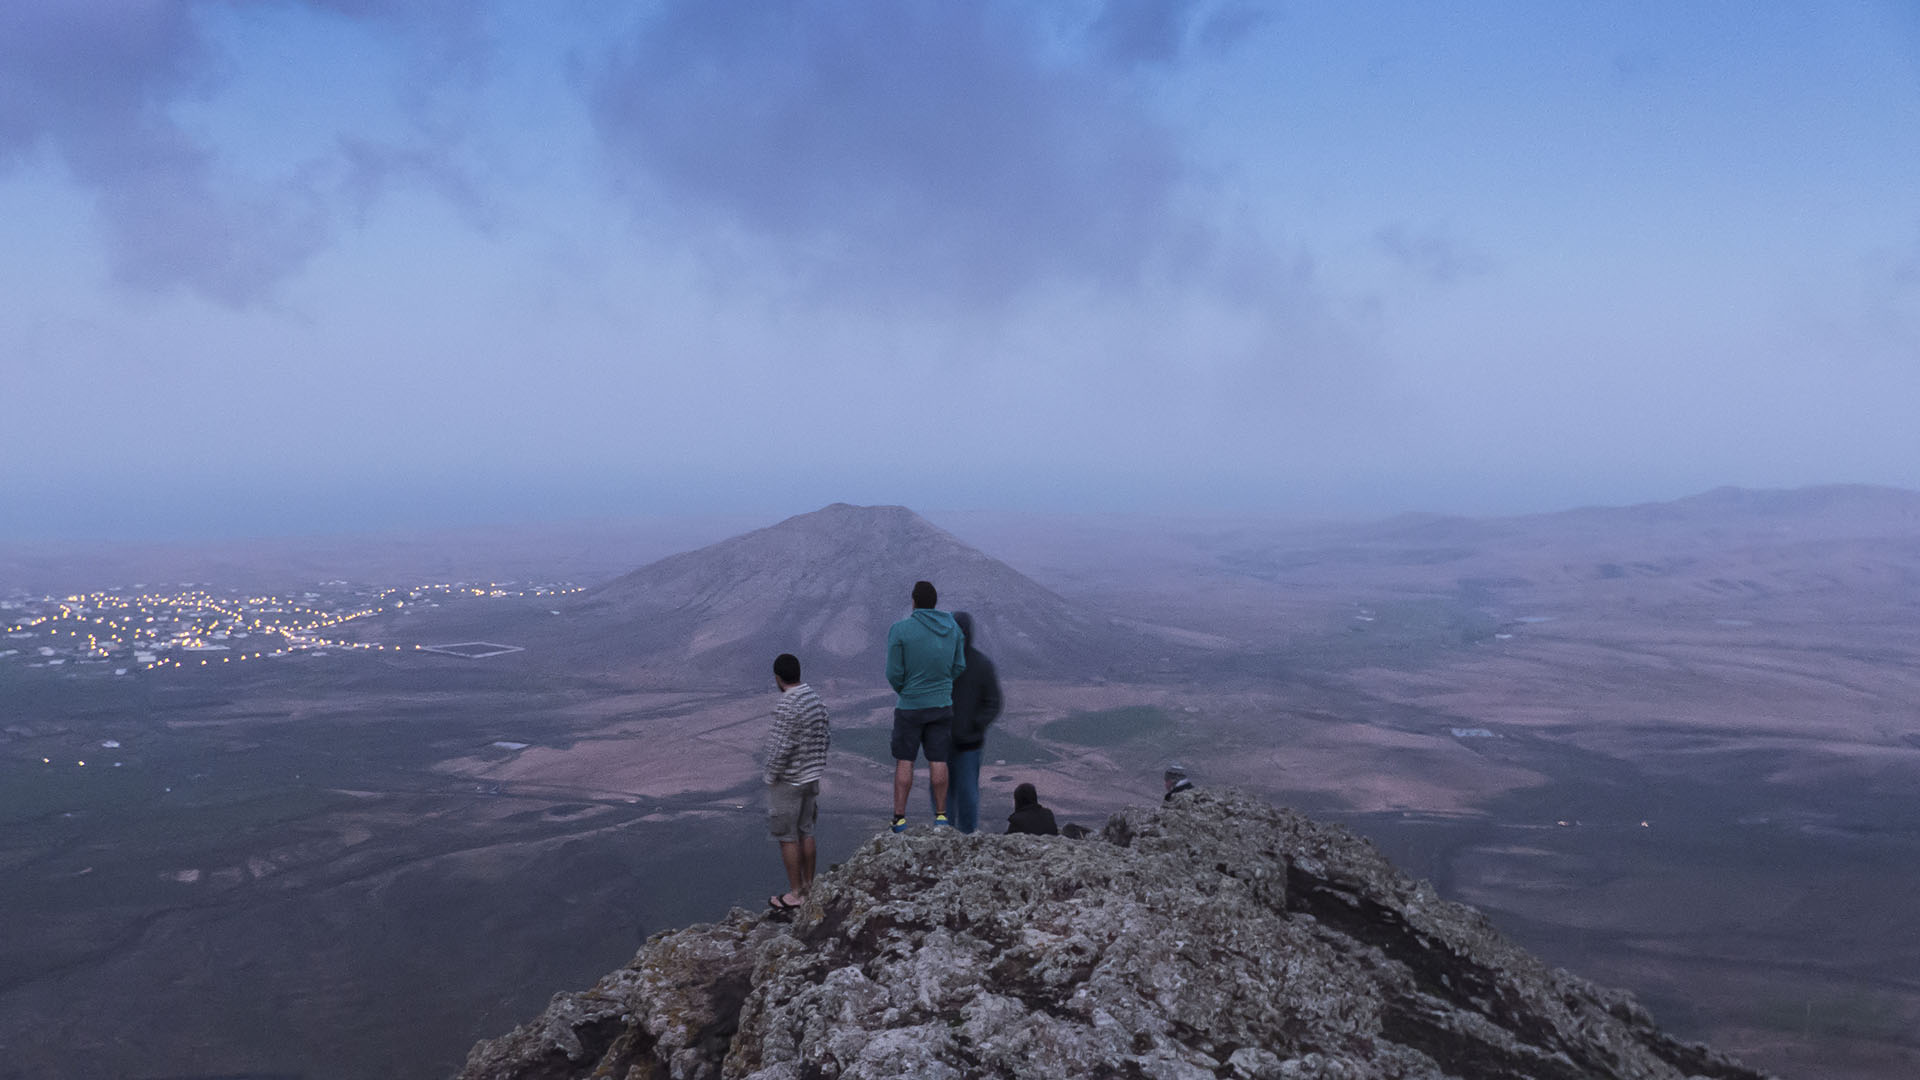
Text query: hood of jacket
911 608 959 637
953 611 974 649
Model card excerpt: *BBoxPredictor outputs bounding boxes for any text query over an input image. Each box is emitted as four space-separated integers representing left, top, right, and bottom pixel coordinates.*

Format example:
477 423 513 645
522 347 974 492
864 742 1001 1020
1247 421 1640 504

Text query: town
0 580 582 675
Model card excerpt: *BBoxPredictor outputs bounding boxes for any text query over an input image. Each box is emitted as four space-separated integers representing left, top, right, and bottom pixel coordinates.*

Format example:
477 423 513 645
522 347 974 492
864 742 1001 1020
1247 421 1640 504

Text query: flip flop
769 894 801 911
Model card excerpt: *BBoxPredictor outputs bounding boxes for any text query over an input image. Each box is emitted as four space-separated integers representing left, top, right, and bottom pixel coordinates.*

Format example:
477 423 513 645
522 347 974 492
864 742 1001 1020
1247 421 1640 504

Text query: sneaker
933 813 952 829
890 815 908 833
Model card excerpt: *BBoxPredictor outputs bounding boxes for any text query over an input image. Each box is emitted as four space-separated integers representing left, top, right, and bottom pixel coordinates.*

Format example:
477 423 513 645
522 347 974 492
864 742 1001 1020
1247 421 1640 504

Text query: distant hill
1216 484 1920 573
573 503 1149 682
1346 484 1920 545
1550 483 1920 535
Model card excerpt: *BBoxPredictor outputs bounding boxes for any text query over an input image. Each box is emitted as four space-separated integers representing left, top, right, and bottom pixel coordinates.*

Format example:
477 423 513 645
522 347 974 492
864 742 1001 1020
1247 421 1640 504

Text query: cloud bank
0 0 486 306
587 1 1262 305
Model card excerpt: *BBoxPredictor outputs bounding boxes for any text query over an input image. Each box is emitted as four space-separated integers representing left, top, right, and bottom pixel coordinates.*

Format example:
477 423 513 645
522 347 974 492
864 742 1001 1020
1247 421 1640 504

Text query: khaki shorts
768 780 819 843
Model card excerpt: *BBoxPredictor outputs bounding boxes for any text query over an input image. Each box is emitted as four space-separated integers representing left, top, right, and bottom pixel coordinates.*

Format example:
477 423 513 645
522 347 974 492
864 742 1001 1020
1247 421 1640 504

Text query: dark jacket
1006 783 1058 835
1006 803 1058 836
948 611 1003 752
1164 778 1195 802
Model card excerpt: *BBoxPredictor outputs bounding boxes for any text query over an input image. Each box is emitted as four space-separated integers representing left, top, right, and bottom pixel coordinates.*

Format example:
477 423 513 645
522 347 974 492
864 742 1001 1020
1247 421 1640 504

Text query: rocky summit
458 789 1769 1080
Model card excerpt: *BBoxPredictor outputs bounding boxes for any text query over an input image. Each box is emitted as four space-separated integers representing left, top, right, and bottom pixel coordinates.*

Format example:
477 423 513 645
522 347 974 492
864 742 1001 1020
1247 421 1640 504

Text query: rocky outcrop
459 789 1770 1080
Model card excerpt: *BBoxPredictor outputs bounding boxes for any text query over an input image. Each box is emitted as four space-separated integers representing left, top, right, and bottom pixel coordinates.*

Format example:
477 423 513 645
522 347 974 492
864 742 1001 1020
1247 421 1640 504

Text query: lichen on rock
458 788 1772 1080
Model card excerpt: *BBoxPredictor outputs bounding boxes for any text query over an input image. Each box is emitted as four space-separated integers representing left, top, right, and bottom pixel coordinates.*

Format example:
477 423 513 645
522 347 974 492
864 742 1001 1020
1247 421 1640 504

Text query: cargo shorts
768 779 819 844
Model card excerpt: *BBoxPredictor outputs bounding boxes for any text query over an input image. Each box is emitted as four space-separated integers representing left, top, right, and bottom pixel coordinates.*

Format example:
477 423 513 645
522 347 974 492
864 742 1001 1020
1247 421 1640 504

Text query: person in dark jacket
1164 762 1196 801
1005 782 1058 836
932 610 1001 834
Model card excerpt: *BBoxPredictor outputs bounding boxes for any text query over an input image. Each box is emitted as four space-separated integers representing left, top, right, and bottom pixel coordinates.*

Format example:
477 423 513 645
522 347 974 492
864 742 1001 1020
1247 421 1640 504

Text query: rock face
459 790 1770 1080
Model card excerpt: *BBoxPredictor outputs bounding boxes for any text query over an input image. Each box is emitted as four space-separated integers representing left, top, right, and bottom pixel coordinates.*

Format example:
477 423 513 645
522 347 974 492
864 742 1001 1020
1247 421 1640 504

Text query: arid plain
2 487 1917 1079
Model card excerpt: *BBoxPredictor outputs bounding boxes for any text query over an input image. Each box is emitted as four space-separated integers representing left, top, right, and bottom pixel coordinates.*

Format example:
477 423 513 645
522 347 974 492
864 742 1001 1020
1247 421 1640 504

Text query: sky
3 1 1917 540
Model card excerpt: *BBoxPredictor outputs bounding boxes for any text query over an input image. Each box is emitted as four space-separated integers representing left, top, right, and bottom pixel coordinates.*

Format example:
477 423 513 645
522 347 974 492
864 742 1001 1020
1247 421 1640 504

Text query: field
0 655 815 1079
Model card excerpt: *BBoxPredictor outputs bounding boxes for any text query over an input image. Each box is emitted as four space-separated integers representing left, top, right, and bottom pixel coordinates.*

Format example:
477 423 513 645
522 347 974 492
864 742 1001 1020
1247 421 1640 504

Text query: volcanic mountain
572 503 1146 681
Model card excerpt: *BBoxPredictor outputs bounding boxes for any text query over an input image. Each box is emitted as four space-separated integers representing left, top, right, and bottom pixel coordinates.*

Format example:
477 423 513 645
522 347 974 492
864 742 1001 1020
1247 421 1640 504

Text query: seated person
1005 782 1059 836
1163 762 1195 801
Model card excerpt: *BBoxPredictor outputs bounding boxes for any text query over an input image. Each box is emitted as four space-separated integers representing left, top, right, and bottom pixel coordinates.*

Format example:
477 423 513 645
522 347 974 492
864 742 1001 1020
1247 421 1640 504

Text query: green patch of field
974 730 1055 764
826 725 894 765
1273 598 1503 672
1039 705 1173 747
831 725 1055 765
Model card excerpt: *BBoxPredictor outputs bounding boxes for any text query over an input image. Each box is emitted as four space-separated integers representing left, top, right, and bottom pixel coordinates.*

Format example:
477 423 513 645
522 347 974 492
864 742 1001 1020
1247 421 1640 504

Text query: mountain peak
576 504 1127 679
781 502 921 526
810 501 914 515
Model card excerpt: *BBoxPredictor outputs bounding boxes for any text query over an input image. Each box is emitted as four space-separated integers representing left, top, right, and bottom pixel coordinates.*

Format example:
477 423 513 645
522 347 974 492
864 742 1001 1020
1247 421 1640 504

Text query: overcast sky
4 1 1917 540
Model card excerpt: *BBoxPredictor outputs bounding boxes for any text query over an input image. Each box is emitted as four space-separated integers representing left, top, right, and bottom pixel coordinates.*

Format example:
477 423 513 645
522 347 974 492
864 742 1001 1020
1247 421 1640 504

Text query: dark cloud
587 1 1229 304
585 0 1371 415
1374 224 1493 286
321 1 503 235
0 4 200 160
0 1 486 306
1088 0 1271 70
337 137 498 232
1193 3 1272 55
0 3 299 304
309 0 494 131
1089 0 1207 68
96 148 331 304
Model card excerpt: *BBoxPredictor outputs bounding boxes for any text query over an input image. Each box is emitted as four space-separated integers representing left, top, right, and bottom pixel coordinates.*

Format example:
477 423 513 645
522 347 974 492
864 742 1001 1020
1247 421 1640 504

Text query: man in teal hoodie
886 579 966 832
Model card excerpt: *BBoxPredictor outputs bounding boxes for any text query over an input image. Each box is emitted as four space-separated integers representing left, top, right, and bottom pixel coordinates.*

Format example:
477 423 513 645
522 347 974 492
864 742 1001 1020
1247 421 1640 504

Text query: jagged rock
459 789 1772 1080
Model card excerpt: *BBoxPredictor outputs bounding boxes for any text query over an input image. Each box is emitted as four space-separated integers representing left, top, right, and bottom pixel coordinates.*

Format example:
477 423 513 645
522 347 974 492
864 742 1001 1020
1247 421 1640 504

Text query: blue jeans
933 746 983 833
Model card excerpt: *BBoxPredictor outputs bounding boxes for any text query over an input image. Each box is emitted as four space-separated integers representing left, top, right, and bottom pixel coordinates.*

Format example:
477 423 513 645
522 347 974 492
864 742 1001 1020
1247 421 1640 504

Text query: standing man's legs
892 759 914 818
892 707 955 824
948 746 982 833
929 761 949 816
920 763 951 818
927 753 968 821
778 840 806 899
768 779 817 906
795 781 818 893
923 709 954 818
890 708 927 824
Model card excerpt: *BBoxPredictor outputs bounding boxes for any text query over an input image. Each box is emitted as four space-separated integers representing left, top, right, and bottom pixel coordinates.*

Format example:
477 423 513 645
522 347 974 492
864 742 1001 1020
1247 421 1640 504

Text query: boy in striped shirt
765 652 830 910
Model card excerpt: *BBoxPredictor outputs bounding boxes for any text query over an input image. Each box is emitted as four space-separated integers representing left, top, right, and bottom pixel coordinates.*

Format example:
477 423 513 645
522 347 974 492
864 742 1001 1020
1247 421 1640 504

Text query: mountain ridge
458 788 1771 1080
1368 483 1920 541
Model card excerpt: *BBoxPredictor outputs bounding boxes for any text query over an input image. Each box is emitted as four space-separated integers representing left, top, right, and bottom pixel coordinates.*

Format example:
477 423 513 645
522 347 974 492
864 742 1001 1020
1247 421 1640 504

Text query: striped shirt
764 682 830 785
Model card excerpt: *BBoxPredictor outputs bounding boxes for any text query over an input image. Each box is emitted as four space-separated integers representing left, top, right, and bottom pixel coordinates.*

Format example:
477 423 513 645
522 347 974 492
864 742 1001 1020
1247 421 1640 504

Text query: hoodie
886 607 966 709
949 611 1003 750
1006 782 1059 836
